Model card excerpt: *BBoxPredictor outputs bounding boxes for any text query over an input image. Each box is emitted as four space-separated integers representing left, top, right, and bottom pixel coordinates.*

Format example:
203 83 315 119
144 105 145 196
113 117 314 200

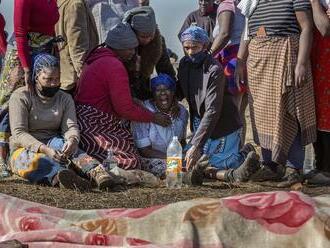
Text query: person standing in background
88 0 139 42
310 0 330 175
0 0 60 173
178 0 218 41
56 0 99 95
210 0 248 146
236 0 316 186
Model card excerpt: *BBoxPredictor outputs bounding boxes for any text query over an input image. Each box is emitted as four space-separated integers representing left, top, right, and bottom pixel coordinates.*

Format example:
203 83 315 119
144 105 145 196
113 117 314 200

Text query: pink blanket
0 191 330 247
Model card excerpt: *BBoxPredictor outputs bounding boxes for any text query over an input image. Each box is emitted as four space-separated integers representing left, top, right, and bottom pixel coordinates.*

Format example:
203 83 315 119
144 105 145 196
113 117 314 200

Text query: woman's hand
234 59 246 91
153 112 172 127
295 63 307 88
185 145 202 171
61 137 79 159
41 145 67 164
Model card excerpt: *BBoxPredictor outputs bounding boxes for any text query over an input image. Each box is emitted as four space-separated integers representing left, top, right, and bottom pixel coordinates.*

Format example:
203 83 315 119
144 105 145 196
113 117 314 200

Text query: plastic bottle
0 167 10 179
166 136 183 188
303 144 315 174
0 158 10 179
102 149 118 172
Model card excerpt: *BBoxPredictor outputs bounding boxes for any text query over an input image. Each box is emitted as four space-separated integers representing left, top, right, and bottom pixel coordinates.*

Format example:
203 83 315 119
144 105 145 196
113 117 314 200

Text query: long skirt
0 33 56 146
247 35 317 165
76 104 141 170
311 30 330 171
9 136 100 185
312 30 330 132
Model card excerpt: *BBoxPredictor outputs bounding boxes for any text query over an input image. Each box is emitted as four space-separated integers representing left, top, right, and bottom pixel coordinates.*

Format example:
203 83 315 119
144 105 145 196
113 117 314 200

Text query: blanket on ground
0 191 330 247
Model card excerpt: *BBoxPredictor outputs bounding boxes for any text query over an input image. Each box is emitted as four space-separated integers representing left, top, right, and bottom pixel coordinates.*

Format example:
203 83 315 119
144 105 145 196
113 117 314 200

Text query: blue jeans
191 116 244 170
261 133 305 169
205 129 245 170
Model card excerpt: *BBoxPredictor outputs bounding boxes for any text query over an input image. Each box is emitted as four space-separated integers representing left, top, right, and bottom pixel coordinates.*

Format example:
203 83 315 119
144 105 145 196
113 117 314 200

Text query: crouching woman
8 53 122 191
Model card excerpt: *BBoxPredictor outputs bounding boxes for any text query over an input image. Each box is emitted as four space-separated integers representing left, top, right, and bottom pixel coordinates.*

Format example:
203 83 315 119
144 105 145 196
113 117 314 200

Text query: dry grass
0 177 329 210
0 108 326 210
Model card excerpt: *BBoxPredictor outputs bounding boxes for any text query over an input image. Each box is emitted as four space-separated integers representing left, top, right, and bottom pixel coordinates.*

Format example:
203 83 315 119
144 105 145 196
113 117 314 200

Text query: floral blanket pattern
0 191 330 247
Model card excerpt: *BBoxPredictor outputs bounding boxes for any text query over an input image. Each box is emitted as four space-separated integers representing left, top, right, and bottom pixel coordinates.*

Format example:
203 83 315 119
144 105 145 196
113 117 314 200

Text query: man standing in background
178 0 218 41
56 0 99 94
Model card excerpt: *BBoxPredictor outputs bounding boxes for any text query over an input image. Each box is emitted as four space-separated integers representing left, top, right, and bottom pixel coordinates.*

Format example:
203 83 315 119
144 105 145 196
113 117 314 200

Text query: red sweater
75 48 154 122
14 0 59 69
0 14 6 56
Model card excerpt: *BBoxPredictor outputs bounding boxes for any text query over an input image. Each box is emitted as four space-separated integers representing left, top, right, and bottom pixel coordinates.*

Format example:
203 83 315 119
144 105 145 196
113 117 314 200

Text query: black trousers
314 131 330 172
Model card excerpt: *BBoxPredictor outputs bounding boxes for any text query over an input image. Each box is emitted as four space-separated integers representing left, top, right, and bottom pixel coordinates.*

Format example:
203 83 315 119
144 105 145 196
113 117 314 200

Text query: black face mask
186 51 207 64
38 85 60 98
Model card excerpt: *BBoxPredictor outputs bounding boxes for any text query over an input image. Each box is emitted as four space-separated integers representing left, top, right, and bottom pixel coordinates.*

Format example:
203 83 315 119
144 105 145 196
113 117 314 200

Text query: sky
0 0 197 57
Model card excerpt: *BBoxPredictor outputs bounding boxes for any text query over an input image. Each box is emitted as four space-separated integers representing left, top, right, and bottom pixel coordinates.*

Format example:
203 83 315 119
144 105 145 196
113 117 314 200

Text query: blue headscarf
180 25 209 44
32 53 59 83
151 73 176 92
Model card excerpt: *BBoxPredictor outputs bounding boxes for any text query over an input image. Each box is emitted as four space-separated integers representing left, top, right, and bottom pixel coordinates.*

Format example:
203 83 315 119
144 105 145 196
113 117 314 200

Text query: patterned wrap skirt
10 136 100 185
247 35 317 165
0 33 56 145
76 104 141 170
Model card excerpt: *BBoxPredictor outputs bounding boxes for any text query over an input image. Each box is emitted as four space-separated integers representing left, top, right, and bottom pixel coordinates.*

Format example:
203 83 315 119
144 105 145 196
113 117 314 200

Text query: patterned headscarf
180 25 210 44
105 22 139 49
151 73 176 92
123 6 156 34
32 53 59 83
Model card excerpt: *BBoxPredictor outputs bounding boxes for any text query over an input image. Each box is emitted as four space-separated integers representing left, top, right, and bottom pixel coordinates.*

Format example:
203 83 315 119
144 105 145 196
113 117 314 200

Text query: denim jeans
261 133 305 169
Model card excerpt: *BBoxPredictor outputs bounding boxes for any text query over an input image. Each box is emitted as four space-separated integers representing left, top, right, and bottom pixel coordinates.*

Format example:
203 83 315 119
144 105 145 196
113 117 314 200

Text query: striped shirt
248 0 311 37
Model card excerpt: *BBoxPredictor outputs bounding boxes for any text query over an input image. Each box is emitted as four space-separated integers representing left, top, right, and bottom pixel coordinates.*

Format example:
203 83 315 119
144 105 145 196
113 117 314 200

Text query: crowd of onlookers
0 0 329 191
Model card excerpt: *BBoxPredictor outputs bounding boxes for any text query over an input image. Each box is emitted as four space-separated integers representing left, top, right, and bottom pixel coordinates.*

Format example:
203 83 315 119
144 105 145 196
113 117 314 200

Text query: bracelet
207 48 214 55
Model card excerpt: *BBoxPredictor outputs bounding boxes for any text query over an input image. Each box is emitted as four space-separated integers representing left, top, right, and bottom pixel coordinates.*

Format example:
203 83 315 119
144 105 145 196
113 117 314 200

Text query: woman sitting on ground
132 74 189 178
178 25 260 183
74 23 171 171
9 53 124 191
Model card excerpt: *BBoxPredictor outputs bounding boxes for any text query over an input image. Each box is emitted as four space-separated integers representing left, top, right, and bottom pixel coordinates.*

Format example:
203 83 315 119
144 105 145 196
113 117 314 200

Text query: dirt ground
0 109 329 210
0 177 330 210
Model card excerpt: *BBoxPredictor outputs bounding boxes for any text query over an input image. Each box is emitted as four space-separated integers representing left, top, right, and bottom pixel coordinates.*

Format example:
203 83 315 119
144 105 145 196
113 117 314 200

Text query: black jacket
177 54 242 149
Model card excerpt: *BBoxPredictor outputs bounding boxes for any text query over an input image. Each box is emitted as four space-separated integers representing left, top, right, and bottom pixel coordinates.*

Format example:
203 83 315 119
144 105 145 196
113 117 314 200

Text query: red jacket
75 47 154 123
14 0 59 69
0 14 6 56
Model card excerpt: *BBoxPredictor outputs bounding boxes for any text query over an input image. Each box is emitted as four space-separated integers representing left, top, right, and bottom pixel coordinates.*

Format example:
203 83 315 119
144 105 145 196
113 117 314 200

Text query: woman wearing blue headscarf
132 73 188 177
178 25 260 183
8 53 125 191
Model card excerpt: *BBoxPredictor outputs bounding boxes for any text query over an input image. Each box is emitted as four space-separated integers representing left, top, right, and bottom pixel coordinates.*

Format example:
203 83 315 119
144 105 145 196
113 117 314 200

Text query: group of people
0 0 328 191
